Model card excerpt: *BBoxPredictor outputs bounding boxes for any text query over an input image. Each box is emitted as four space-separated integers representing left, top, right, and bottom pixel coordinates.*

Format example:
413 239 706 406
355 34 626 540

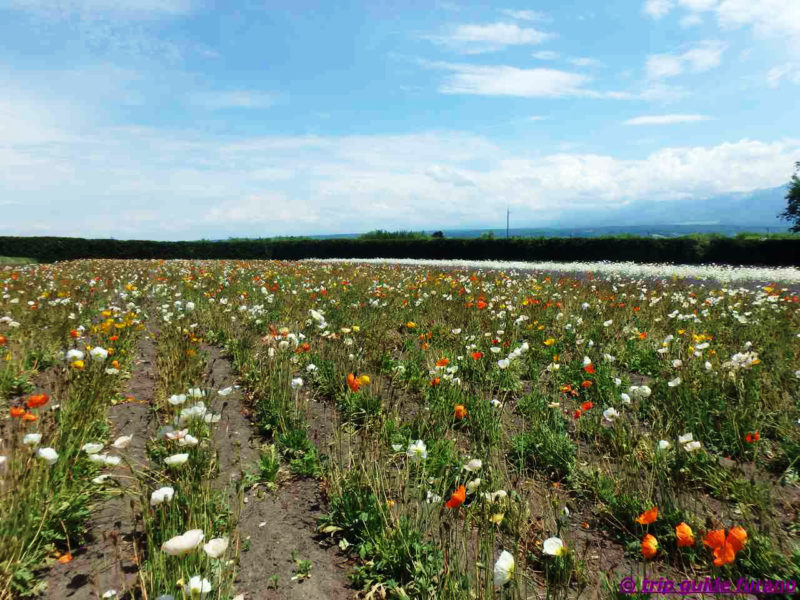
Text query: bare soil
235 478 352 600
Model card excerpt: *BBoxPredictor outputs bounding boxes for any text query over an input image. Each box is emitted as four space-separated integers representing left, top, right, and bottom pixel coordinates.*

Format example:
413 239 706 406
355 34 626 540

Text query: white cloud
1 0 194 18
624 114 710 125
531 50 560 60
766 63 800 87
643 0 674 19
527 115 549 121
680 14 703 27
4 104 797 238
190 91 275 110
647 41 727 78
649 1 800 54
569 57 605 68
430 62 628 98
500 9 547 22
647 54 684 78
427 22 553 53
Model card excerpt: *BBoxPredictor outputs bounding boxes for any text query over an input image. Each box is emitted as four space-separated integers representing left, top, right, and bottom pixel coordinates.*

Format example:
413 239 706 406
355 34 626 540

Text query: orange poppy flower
109 335 119 341
436 357 450 367
727 526 747 552
584 364 596 374
26 394 49 409
581 401 594 411
430 377 441 387
0 335 7 346
69 329 79 338
111 360 120 369
346 373 361 392
581 380 592 389
9 406 25 418
476 300 487 310
675 522 694 547
421 342 430 350
745 431 760 443
641 534 658 559
22 412 38 422
636 506 658 525
703 527 747 567
639 332 648 340
445 485 466 509
573 409 582 420
471 351 483 360
454 405 468 420
58 553 73 564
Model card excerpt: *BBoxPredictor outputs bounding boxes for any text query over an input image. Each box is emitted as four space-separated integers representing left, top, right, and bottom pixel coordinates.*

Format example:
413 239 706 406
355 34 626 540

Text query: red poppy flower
430 377 441 387
9 406 25 418
436 357 450 367
26 394 49 409
346 373 361 392
445 485 466 509
581 380 592 389
454 405 468 420
584 364 596 374
471 351 483 360
476 300 487 310
581 401 594 411
573 409 582 419
745 431 760 443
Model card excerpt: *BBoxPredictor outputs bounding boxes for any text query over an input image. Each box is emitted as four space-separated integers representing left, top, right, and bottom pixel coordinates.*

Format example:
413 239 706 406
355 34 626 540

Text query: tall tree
780 161 800 232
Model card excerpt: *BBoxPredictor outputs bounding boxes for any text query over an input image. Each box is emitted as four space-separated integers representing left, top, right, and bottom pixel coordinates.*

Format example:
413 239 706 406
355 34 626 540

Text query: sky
1 0 799 240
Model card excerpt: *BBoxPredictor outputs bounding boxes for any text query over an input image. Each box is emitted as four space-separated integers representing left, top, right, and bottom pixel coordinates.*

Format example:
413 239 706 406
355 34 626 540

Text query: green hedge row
0 236 797 266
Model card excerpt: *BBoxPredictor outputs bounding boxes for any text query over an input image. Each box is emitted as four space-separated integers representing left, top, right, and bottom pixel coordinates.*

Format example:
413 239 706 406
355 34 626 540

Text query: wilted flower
463 458 482 472
112 435 132 450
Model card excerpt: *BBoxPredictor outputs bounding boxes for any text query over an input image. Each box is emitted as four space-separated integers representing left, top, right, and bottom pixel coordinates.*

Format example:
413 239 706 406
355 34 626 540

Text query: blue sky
1 0 799 239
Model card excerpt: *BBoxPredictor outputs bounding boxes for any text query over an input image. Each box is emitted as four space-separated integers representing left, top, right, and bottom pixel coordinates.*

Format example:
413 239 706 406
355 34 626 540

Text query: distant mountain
567 186 789 228
308 186 791 240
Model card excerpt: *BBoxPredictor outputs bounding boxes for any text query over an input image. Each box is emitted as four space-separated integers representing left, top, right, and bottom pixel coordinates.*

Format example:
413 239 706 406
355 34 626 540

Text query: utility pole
506 206 510 239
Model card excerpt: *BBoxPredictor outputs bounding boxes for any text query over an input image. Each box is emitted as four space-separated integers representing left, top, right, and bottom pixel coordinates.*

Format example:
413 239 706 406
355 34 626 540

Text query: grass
0 259 798 599
0 257 36 266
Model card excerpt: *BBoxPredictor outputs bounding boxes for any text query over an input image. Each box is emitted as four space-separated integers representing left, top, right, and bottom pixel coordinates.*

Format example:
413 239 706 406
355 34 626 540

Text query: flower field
1 259 799 599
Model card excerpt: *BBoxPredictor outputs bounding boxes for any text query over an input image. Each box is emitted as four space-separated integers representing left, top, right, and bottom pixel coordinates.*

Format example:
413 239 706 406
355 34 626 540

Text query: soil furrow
46 330 158 600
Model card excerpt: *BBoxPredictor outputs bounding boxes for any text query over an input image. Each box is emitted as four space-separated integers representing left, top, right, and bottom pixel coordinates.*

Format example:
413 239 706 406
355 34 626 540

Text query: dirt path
200 346 351 600
203 345 260 490
46 330 158 600
235 479 352 600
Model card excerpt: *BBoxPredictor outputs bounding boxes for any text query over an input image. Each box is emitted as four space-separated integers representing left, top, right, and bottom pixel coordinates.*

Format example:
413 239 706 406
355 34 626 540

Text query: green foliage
2 234 799 265
779 162 800 233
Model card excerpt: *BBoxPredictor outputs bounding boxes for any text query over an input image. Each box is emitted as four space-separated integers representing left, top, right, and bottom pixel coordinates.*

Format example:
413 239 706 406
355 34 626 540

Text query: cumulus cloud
3 106 797 238
643 0 674 18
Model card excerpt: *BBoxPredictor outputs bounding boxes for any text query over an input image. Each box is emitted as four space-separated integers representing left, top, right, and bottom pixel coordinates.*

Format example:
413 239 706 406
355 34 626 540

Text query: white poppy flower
168 394 187 406
165 453 189 467
290 377 303 390
203 537 229 559
37 447 58 465
678 433 693 445
90 347 109 361
543 537 566 556
161 529 204 556
217 386 233 396
658 440 671 450
497 359 510 369
463 459 482 472
603 407 620 421
23 433 42 446
150 486 175 506
668 377 681 387
493 550 515 587
407 440 427 461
